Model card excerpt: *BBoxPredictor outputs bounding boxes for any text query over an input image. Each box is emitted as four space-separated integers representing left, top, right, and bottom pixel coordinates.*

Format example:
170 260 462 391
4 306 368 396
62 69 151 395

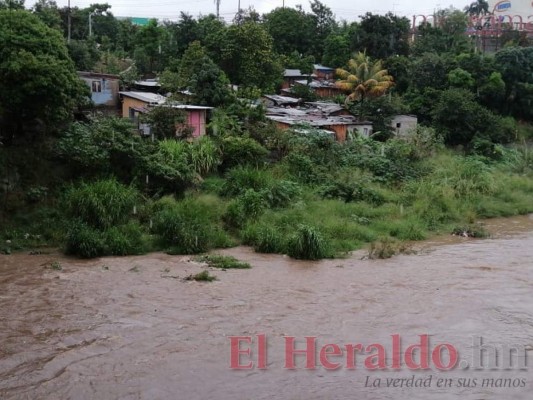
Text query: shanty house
119 91 212 137
78 71 120 107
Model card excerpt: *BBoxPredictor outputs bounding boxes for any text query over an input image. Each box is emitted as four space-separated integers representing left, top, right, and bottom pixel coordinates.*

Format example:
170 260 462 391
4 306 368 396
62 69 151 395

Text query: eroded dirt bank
1 215 533 400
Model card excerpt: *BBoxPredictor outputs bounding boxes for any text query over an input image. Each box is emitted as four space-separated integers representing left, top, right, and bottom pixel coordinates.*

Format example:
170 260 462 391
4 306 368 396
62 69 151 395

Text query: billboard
485 0 533 31
411 1 533 32
489 0 533 17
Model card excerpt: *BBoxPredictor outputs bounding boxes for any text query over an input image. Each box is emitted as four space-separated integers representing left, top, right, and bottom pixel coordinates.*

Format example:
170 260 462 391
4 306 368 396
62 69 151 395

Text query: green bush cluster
152 195 232 254
63 179 147 258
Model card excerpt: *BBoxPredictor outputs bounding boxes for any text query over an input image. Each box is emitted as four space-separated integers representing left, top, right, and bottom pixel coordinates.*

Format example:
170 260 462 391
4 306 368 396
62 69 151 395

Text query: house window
92 81 102 92
363 128 369 136
396 122 402 128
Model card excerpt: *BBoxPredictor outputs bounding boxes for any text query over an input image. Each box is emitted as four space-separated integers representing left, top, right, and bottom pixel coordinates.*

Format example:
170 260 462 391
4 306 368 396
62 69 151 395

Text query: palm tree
465 0 490 17
335 52 394 106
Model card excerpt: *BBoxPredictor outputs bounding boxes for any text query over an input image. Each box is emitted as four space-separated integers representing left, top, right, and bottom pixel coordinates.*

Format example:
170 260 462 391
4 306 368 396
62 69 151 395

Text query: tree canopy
0 9 88 145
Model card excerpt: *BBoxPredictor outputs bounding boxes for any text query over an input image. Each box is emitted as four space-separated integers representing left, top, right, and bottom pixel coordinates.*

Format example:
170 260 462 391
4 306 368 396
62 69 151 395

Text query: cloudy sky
26 0 473 22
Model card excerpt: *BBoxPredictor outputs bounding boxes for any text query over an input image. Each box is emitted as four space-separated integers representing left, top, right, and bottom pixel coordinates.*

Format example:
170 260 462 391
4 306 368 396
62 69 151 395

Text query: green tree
134 19 164 73
384 55 412 94
188 57 233 107
412 9 472 57
322 33 351 68
309 0 337 58
159 41 232 107
432 88 515 146
0 0 24 10
176 41 206 89
116 19 138 54
448 68 475 90
0 10 88 145
67 39 100 71
140 106 189 140
495 46 533 121
195 14 227 64
355 12 410 59
478 71 506 110
32 0 61 29
163 13 199 59
410 52 454 91
263 6 313 56
221 21 282 92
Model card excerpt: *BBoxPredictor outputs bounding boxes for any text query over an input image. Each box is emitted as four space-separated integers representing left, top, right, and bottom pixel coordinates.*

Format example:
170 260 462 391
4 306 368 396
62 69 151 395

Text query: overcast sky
26 0 472 22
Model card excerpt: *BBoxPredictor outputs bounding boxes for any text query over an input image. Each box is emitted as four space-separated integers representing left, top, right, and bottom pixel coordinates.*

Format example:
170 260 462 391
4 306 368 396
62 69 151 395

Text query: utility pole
215 0 220 18
88 11 98 37
67 0 71 43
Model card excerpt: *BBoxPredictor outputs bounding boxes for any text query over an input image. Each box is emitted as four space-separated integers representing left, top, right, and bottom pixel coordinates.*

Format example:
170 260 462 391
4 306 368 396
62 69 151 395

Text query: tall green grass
152 194 232 254
287 225 332 260
63 179 138 229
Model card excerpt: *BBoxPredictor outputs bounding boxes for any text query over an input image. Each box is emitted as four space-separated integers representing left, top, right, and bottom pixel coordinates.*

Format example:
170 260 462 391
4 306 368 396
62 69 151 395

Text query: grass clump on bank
287 224 332 260
194 254 251 269
368 237 413 259
152 194 234 255
184 270 217 282
62 179 149 258
451 224 490 238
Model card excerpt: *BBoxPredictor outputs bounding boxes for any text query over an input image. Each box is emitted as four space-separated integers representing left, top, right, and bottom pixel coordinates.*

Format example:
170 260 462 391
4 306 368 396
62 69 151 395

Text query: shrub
189 136 221 175
220 136 269 170
435 157 496 197
154 206 211 254
221 166 272 197
65 221 106 258
224 189 267 228
264 180 301 208
388 220 427 241
287 224 331 260
63 179 138 229
224 200 247 229
184 270 217 282
105 222 147 256
200 176 226 195
242 224 286 254
319 180 386 205
152 197 228 254
284 153 324 184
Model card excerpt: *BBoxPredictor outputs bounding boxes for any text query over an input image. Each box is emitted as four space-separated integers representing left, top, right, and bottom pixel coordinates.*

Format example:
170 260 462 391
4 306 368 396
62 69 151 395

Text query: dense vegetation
1 1 532 259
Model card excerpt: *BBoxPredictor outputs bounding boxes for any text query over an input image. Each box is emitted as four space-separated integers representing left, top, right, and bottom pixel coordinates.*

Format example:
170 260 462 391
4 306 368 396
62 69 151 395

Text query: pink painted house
119 91 213 137
172 105 212 138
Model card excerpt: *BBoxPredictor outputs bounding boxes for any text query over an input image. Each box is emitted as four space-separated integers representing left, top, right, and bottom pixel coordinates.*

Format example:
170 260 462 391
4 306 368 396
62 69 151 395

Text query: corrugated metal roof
263 95 301 105
134 79 161 87
119 91 166 104
313 64 335 71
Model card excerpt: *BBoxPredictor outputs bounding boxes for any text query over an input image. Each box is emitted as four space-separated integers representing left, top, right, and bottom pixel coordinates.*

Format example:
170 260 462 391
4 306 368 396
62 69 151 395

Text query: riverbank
1 214 532 399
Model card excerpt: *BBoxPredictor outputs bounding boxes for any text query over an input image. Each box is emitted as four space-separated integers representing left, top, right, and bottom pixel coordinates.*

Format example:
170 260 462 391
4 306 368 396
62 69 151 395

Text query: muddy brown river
1 215 533 400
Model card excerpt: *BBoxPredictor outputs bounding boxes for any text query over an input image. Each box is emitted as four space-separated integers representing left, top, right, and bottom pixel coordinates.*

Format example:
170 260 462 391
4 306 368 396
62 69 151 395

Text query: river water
1 215 532 400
